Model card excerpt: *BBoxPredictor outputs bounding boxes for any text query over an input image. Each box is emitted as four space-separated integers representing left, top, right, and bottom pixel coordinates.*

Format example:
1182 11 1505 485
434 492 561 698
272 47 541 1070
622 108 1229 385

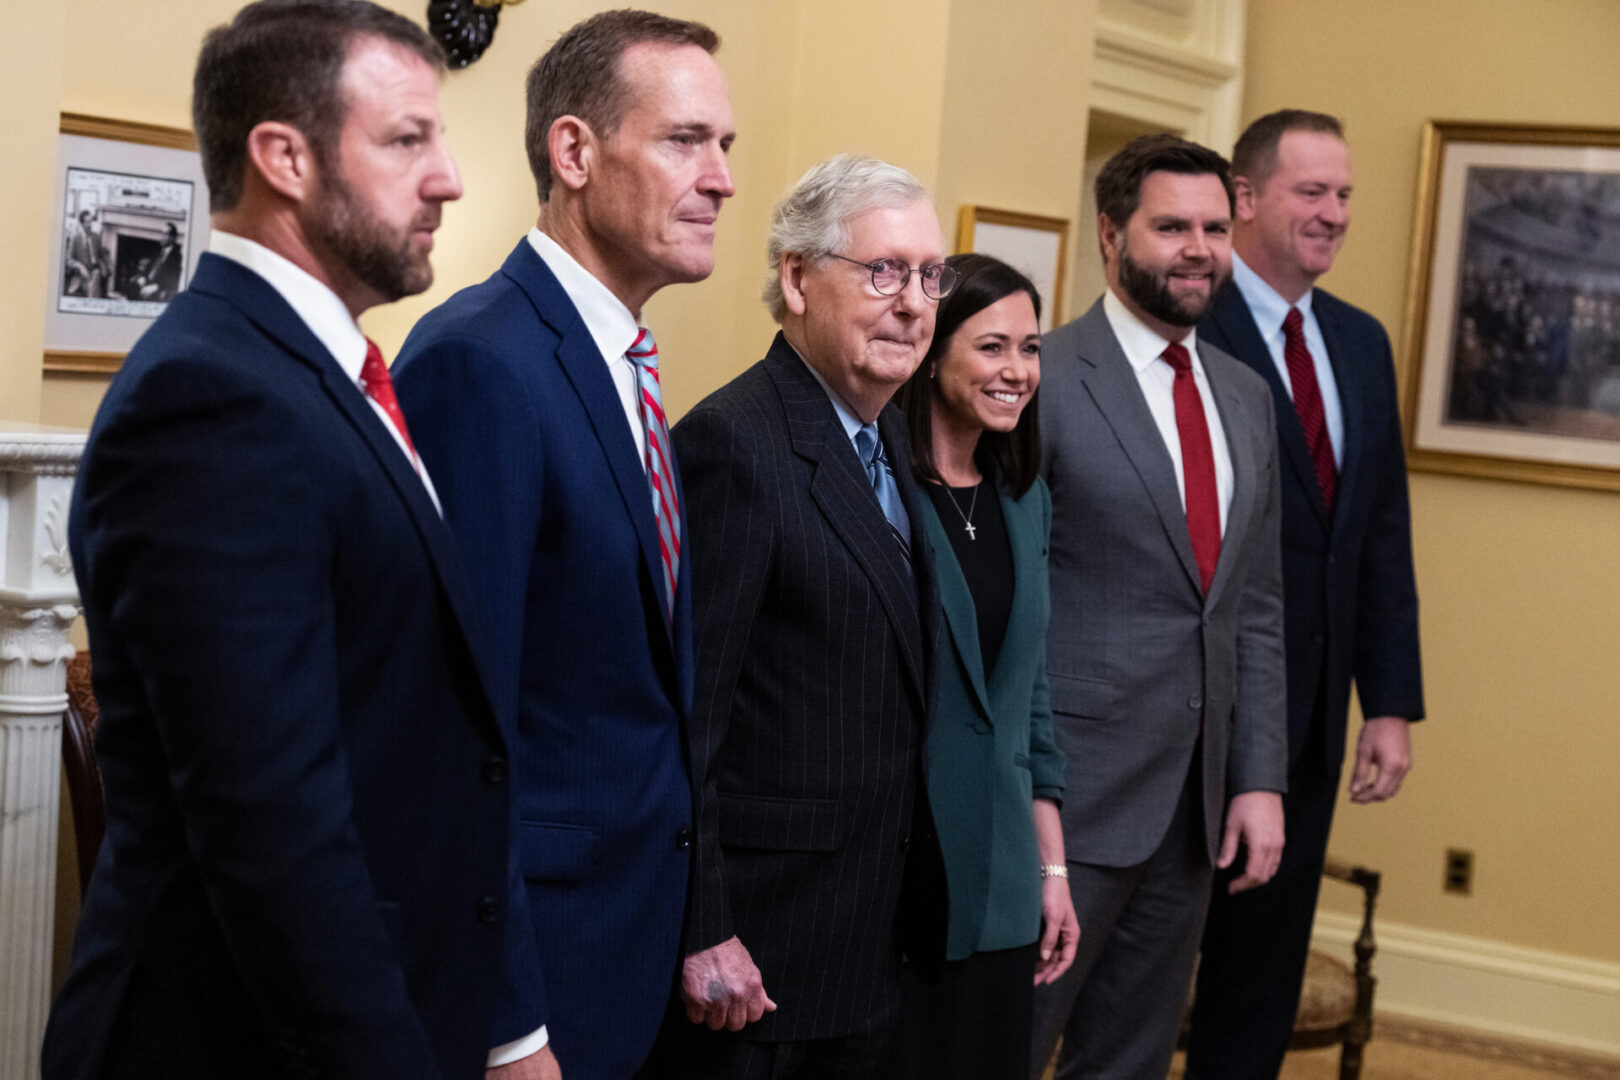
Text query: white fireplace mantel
0 424 85 1080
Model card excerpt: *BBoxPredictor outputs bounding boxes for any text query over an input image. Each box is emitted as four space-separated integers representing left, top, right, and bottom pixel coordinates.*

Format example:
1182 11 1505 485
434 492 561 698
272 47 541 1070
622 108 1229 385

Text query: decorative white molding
0 425 84 1080
1090 0 1245 152
1314 911 1620 1059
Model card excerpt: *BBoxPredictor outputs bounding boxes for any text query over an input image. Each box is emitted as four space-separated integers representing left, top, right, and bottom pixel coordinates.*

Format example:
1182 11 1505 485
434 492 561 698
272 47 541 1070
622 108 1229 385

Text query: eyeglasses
825 253 958 300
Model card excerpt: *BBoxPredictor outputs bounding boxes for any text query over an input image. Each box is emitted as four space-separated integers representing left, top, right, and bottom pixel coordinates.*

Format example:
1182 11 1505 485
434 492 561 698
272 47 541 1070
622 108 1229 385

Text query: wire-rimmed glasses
825 253 958 300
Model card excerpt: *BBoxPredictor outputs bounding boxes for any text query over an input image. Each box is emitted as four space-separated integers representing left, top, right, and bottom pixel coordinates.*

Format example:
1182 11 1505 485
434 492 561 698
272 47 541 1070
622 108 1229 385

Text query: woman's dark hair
896 252 1043 497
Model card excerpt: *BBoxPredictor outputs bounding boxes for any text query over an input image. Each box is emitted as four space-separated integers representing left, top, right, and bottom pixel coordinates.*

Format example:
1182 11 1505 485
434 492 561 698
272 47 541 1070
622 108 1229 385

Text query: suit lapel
921 496 992 721
765 340 927 702
1071 306 1205 596
191 255 503 731
501 242 677 653
1202 349 1259 608
1314 295 1366 544
1209 282 1330 527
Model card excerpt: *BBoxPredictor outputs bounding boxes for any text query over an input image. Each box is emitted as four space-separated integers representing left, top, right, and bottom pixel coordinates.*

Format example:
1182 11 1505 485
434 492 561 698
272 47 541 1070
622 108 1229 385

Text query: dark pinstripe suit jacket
671 333 943 1040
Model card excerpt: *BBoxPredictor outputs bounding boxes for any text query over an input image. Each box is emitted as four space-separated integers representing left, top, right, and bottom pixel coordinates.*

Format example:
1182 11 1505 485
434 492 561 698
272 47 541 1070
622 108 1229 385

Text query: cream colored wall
934 0 1099 323
2 4 65 423
1244 0 1620 964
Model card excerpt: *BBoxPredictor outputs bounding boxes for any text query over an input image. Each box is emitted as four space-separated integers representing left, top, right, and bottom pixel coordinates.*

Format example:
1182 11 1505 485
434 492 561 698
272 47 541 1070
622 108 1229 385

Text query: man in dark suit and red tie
1187 110 1424 1080
392 10 735 1080
1029 134 1288 1080
654 154 947 1080
43 4 511 1078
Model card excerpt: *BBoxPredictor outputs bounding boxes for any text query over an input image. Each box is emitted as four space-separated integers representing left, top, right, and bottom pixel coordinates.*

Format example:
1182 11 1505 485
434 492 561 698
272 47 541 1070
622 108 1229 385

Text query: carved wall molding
0 423 84 1080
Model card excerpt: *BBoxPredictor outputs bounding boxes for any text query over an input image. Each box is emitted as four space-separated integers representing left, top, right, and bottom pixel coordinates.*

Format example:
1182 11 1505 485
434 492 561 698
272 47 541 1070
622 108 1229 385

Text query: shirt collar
1232 250 1315 340
1102 287 1201 376
527 227 641 365
785 339 866 444
208 230 368 383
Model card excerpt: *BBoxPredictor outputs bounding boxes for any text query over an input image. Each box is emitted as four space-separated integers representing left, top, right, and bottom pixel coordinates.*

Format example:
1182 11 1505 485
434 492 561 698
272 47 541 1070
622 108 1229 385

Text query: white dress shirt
527 227 650 469
1103 288 1235 534
206 230 442 515
1231 251 1344 467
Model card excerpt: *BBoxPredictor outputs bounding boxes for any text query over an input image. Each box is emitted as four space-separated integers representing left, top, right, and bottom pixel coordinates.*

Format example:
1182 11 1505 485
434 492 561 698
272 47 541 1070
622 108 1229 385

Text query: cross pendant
964 521 977 541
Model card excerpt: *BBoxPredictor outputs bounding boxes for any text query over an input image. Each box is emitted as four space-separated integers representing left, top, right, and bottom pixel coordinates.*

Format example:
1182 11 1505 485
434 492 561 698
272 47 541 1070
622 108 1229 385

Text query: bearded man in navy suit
1187 110 1425 1080
393 11 735 1079
44 4 511 1078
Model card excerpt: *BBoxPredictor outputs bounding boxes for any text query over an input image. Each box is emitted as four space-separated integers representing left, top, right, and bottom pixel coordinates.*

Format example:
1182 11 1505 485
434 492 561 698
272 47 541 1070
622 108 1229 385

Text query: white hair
763 154 930 322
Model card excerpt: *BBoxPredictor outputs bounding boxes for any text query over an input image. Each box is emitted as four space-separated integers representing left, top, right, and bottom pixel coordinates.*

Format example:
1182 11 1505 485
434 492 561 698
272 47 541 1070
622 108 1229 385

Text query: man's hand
486 1045 561 1080
1033 876 1080 986
1218 790 1285 894
680 936 777 1031
1349 715 1412 803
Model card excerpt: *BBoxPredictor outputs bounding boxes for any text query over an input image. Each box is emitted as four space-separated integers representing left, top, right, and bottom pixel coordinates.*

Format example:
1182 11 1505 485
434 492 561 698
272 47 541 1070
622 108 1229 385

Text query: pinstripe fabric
671 333 942 1042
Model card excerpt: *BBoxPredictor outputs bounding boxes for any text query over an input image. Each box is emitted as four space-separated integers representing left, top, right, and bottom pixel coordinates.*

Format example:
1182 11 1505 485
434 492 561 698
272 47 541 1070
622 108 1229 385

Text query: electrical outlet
1444 847 1474 895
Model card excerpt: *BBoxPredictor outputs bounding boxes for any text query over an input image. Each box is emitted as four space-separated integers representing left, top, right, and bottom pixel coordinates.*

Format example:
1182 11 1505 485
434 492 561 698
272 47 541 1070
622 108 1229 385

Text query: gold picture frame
46 113 207 375
956 206 1069 332
1402 120 1620 492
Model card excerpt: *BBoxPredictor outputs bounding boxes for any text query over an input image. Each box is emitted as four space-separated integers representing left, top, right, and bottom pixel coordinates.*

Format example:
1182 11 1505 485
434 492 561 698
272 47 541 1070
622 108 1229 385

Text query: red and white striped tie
626 328 680 623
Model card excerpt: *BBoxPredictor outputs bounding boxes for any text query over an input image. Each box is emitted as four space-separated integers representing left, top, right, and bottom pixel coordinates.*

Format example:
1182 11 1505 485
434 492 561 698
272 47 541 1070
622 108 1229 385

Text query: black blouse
925 477 1013 677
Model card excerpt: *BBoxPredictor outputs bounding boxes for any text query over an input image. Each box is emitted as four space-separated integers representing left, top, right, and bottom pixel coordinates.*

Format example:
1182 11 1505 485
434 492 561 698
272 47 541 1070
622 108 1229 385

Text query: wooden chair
1174 858 1382 1080
61 651 105 899
1288 859 1381 1080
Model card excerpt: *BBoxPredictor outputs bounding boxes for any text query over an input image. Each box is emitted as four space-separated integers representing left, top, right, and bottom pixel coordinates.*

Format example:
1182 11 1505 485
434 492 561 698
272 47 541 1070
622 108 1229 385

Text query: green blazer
920 475 1064 961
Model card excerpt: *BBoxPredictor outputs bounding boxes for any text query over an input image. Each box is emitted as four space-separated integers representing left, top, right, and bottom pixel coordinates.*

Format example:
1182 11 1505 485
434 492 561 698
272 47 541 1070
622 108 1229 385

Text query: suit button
1188 695 1203 710
1313 631 1325 646
675 828 694 850
481 758 507 785
901 833 912 852
477 897 501 925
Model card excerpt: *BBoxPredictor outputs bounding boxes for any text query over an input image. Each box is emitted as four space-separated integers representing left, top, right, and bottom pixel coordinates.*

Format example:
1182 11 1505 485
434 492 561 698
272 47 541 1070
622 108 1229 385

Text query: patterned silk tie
1282 307 1338 512
1162 342 1221 594
359 338 421 474
855 424 911 567
626 328 680 624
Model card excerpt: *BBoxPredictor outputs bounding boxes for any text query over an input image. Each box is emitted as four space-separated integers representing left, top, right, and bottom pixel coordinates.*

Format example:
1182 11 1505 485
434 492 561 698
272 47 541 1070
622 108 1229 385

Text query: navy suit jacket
1200 280 1423 774
44 254 510 1080
394 240 694 1080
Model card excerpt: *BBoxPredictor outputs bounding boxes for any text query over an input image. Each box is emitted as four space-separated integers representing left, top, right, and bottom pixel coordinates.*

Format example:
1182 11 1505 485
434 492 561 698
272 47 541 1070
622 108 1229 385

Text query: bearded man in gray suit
1028 134 1289 1080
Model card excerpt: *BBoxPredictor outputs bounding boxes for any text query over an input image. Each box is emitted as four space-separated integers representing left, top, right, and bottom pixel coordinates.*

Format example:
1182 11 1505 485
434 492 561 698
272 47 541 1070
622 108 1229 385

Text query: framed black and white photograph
956 206 1069 332
45 113 209 374
1403 120 1620 491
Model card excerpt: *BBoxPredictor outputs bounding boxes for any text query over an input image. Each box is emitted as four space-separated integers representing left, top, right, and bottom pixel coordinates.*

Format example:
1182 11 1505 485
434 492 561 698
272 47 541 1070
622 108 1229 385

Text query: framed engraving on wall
1403 120 1620 491
45 113 210 374
956 206 1069 333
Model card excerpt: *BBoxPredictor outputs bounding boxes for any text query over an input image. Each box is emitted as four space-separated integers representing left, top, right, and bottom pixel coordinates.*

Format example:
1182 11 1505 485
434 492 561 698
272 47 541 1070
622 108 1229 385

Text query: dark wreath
427 0 506 68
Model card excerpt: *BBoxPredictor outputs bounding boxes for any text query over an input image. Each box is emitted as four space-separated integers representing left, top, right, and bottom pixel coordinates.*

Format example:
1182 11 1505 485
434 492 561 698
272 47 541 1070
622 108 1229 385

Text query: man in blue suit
43 4 510 1078
393 10 735 1080
1188 110 1425 1080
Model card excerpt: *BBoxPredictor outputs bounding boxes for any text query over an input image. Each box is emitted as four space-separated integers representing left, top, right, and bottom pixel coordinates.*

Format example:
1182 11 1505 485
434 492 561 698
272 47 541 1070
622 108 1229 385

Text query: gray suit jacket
1040 298 1287 868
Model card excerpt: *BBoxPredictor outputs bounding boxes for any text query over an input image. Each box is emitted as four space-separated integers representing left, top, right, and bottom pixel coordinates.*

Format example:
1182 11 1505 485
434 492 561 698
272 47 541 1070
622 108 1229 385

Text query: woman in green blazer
891 254 1079 1080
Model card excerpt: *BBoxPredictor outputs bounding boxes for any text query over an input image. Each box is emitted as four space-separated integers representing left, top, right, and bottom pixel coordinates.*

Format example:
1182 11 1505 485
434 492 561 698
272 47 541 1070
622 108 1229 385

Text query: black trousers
891 943 1040 1080
1185 719 1342 1080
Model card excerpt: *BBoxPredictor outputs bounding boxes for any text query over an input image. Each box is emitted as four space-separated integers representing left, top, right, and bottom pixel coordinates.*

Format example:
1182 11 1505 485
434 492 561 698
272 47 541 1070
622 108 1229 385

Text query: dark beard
1117 241 1226 330
307 171 434 303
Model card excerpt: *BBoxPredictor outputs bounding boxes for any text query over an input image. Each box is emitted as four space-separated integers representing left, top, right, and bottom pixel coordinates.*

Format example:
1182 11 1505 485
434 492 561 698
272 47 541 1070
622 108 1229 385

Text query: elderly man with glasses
651 154 950 1080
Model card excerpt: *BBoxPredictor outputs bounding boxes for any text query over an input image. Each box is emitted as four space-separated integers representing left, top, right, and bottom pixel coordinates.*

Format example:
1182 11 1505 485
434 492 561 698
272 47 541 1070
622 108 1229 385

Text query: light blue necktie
855 423 911 565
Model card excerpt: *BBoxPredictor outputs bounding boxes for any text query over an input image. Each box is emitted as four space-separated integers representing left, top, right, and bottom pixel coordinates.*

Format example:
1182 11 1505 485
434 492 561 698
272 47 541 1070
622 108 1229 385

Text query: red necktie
1163 342 1221 594
359 338 419 465
626 329 680 624
1281 307 1337 512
